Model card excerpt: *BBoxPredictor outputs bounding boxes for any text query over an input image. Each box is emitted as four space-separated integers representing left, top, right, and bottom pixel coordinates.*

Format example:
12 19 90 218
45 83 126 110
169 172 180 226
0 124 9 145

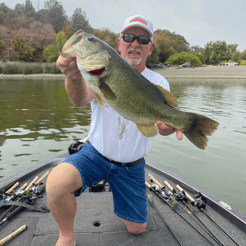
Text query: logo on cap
130 18 147 26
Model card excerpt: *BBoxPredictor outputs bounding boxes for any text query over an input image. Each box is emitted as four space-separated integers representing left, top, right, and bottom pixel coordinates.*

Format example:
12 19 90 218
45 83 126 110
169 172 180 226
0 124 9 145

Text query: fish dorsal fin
94 93 106 108
155 85 178 108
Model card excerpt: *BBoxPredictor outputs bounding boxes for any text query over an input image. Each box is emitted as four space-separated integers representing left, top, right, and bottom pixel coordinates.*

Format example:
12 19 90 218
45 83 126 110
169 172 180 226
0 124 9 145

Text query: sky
2 0 246 52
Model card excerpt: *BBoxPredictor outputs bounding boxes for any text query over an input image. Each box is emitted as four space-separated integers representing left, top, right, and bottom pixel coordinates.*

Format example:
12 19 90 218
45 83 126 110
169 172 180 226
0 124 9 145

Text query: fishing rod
0 183 28 213
0 176 38 225
0 172 49 227
176 185 241 246
0 182 20 211
148 174 223 246
146 179 216 246
164 180 224 246
146 190 182 246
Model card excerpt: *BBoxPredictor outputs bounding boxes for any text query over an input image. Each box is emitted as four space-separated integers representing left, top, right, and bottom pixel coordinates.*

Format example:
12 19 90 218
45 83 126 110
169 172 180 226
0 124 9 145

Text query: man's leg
46 162 83 246
121 219 147 235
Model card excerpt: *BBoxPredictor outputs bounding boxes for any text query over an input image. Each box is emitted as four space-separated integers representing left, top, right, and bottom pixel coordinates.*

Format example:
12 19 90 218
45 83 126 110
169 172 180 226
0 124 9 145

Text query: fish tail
184 113 219 149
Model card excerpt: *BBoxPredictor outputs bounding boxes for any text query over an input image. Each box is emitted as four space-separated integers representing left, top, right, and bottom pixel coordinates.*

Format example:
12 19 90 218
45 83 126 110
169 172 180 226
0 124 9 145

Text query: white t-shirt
87 67 170 162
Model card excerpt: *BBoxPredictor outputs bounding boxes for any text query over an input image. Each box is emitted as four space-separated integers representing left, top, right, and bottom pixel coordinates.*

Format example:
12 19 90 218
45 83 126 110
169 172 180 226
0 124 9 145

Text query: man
46 15 183 246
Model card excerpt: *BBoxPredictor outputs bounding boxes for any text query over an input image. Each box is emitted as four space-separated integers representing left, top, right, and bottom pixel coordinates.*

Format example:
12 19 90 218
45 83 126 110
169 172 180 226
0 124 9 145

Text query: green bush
22 63 44 74
0 61 4 73
166 52 202 67
3 62 21 74
43 63 62 74
239 60 246 65
0 62 62 74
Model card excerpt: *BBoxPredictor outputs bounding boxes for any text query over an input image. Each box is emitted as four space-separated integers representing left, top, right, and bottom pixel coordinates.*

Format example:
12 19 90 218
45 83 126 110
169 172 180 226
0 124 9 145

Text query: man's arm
156 121 183 140
56 55 94 107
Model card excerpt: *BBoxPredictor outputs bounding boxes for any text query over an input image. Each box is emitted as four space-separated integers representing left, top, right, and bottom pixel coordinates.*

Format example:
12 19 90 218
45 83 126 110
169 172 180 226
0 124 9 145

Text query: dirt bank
155 65 246 78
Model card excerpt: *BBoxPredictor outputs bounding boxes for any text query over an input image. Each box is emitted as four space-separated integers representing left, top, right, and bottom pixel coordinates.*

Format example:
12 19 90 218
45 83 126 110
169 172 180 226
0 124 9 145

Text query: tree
43 31 67 62
203 41 237 65
23 0 35 15
62 25 75 39
146 46 159 67
35 9 49 23
231 52 241 63
0 3 11 23
15 3 25 16
71 8 92 33
12 34 35 61
0 15 55 61
240 49 246 60
227 44 238 54
154 29 189 63
0 38 5 55
44 0 68 33
203 41 212 64
190 45 204 54
210 41 231 64
93 28 117 48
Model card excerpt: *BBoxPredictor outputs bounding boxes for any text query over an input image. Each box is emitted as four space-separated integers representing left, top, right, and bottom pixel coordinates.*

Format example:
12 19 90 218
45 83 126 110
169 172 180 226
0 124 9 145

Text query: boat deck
1 154 246 246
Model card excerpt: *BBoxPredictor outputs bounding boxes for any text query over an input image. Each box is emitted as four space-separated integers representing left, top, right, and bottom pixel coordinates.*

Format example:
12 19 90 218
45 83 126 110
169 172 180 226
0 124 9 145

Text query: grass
240 60 246 65
0 62 62 74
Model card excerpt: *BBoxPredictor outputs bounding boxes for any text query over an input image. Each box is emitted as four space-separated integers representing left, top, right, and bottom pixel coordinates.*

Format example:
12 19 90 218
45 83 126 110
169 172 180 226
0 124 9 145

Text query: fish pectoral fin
94 93 106 108
99 78 116 100
136 123 158 137
155 85 178 108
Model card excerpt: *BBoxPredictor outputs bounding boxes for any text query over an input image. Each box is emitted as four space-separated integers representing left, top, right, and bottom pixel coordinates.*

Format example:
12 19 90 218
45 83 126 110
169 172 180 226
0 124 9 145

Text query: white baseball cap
121 15 154 36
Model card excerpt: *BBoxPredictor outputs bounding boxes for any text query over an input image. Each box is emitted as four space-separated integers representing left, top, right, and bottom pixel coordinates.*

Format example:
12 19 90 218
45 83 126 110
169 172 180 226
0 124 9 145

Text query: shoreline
156 65 246 79
0 73 65 79
1 65 246 79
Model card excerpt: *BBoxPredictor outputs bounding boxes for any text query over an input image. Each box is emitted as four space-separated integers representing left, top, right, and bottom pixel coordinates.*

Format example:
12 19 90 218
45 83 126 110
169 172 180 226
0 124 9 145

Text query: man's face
117 27 155 69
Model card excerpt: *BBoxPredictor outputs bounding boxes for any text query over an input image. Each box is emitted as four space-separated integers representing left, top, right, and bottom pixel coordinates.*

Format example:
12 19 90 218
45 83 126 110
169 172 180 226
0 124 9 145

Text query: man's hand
156 121 183 140
56 55 81 81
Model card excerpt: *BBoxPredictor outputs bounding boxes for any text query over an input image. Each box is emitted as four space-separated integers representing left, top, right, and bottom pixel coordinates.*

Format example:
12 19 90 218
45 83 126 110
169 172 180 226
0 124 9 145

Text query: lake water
0 76 246 216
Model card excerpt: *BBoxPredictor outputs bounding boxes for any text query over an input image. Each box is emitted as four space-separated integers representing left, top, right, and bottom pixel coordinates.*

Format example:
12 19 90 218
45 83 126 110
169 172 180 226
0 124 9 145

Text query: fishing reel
149 179 169 199
192 192 207 209
175 190 188 203
30 183 45 198
0 190 12 201
21 191 37 205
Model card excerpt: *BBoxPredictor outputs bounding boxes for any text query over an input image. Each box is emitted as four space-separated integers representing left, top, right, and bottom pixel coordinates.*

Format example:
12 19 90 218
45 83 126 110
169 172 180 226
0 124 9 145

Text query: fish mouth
87 67 106 76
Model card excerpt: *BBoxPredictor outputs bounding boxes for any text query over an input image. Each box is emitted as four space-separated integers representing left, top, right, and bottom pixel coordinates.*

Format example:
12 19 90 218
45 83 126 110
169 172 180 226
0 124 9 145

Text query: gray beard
126 56 142 66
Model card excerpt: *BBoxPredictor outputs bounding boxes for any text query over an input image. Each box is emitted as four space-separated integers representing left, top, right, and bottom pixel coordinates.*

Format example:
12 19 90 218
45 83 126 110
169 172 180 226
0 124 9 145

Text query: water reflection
0 77 246 215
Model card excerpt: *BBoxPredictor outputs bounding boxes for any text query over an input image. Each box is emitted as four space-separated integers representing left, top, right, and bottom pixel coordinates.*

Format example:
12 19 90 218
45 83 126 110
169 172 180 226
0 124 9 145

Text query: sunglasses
121 34 152 45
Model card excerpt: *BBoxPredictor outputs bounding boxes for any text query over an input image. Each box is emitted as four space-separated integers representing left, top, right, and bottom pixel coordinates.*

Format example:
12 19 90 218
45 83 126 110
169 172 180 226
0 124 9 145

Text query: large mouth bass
62 30 219 149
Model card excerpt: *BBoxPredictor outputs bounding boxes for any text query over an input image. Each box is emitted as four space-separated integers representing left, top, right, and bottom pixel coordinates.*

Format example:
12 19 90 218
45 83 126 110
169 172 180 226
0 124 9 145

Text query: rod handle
20 183 28 190
148 174 163 188
0 224 27 245
25 176 39 191
36 171 49 185
6 182 19 194
145 181 151 189
164 180 173 191
176 185 195 202
10 183 28 199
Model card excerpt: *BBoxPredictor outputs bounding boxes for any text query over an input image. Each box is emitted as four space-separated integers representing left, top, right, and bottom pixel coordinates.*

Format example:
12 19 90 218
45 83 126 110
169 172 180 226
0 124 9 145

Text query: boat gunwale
146 162 246 234
1 153 245 234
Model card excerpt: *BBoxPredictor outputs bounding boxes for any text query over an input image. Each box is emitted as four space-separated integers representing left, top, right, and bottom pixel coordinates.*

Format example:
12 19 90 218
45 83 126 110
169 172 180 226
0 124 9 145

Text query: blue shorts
63 142 148 224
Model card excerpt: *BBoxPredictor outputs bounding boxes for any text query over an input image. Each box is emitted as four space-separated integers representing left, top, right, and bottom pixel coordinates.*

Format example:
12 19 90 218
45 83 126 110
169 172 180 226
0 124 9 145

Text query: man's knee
122 220 147 235
46 162 82 198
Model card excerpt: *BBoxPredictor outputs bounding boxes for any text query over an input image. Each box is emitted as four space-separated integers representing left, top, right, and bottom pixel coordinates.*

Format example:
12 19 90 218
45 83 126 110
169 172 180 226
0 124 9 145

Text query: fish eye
88 36 94 41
